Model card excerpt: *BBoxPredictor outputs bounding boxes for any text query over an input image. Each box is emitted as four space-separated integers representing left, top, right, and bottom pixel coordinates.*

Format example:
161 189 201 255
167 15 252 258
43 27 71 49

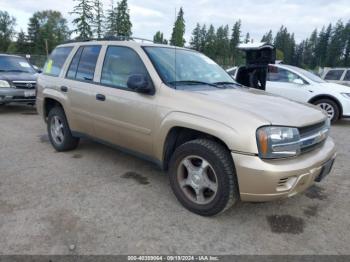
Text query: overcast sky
2 0 350 43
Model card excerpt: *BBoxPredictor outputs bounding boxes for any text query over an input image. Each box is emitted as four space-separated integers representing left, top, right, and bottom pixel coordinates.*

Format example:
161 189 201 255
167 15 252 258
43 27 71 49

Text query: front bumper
232 138 336 202
341 97 350 117
0 88 36 104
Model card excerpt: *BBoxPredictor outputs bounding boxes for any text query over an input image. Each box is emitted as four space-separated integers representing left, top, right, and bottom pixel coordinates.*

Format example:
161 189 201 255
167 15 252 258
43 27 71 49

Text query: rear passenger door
62 45 101 136
91 45 156 157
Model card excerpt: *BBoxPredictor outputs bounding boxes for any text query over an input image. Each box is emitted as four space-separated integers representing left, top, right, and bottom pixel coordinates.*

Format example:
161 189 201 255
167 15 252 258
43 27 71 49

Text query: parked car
228 64 350 123
321 67 350 87
0 54 38 105
37 39 336 216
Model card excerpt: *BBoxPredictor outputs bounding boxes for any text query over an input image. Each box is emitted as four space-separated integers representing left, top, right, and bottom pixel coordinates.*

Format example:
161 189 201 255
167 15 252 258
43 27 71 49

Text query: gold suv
36 39 336 216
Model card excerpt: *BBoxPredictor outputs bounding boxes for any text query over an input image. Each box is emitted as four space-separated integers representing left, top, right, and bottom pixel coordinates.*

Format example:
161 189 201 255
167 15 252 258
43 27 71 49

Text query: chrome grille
12 81 36 89
298 120 329 153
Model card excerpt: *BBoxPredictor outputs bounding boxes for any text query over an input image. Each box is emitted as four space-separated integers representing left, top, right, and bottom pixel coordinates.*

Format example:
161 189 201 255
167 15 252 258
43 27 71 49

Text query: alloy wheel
318 102 335 120
50 116 65 145
177 155 218 205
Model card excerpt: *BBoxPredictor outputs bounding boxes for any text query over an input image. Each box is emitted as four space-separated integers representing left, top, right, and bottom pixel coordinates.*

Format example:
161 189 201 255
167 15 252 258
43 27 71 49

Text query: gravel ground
0 104 349 255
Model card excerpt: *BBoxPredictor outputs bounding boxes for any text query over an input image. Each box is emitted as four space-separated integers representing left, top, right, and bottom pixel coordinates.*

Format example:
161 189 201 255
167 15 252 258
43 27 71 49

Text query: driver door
91 45 156 157
266 65 309 102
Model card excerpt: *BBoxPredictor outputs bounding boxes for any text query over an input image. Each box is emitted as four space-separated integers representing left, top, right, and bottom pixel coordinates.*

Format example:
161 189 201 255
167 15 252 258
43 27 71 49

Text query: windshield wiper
213 81 242 87
168 80 223 89
0 69 29 73
5 69 28 73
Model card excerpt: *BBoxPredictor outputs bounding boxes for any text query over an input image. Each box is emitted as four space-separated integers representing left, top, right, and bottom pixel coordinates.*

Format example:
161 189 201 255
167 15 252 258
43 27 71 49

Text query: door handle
96 94 106 101
60 86 68 92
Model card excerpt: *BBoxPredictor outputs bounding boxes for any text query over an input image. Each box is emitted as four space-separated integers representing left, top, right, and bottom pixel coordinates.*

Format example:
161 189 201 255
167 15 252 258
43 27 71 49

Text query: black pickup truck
0 54 38 105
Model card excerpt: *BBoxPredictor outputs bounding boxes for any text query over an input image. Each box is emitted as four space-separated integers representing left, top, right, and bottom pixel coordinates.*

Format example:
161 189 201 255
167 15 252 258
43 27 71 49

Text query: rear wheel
169 139 239 216
313 99 340 123
47 106 79 151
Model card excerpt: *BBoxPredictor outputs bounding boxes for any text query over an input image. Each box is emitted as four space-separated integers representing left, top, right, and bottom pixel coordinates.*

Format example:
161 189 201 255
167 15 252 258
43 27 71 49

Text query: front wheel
169 139 239 216
47 106 80 151
313 99 340 123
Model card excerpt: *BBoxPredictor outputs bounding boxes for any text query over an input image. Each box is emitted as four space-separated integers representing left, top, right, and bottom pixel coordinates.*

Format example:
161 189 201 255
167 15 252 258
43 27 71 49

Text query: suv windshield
144 47 236 88
0 56 36 74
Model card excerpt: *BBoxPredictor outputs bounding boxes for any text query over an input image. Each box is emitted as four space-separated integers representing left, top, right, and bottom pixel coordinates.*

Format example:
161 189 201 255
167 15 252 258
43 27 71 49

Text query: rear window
66 45 101 82
344 70 350 81
324 70 344 80
43 47 73 76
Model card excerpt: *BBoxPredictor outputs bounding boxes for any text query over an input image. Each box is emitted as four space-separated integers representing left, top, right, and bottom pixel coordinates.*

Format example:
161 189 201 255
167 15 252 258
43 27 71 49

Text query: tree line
0 1 349 70
188 20 350 69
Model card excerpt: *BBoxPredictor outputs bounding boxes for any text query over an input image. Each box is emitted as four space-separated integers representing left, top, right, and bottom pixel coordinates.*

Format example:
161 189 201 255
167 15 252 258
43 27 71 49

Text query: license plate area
24 90 36 97
315 158 335 182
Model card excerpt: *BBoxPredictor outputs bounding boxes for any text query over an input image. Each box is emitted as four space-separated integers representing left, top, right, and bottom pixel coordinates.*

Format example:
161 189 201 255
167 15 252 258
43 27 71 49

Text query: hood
319 82 350 93
0 72 38 82
190 87 326 127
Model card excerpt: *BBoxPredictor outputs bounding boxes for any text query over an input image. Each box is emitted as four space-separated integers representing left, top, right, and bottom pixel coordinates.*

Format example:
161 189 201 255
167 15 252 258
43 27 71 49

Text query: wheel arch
161 126 233 171
308 94 343 119
43 97 65 121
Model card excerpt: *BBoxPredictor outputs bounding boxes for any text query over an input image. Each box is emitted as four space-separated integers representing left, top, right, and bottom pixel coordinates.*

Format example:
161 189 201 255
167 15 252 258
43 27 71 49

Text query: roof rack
62 36 155 44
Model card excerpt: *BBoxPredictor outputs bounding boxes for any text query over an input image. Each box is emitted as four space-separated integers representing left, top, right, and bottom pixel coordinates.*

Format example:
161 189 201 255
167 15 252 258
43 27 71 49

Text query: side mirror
127 74 154 94
293 78 304 85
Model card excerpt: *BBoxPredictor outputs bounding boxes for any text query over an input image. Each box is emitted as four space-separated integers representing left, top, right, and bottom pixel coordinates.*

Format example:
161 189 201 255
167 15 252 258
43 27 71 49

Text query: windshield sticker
45 59 53 73
19 62 31 68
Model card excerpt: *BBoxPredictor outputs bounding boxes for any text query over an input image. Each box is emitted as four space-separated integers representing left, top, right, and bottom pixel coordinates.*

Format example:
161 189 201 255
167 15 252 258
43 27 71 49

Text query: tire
47 106 80 151
313 99 340 123
168 139 239 216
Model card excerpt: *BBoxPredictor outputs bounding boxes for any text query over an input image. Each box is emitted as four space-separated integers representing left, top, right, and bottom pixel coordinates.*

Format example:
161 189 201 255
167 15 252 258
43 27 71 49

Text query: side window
66 47 83 79
268 66 301 83
324 70 344 80
343 70 350 81
66 45 101 82
43 46 73 76
101 46 148 89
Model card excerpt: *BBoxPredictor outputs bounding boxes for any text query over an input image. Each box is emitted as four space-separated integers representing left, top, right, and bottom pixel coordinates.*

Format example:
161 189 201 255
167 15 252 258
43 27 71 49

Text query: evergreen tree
293 41 305 67
327 20 346 67
170 7 185 47
343 21 350 66
28 10 70 54
307 29 318 68
215 25 230 67
190 23 201 51
71 0 94 39
16 30 29 54
105 0 117 36
302 38 313 68
316 24 332 67
203 24 216 59
274 26 295 64
261 30 273 44
230 20 241 65
0 11 16 52
93 0 104 38
244 32 250 43
115 0 132 37
153 31 167 44
199 24 207 52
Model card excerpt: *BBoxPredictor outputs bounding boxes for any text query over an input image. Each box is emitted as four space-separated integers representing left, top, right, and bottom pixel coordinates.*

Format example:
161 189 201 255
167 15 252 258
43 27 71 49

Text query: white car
228 64 350 123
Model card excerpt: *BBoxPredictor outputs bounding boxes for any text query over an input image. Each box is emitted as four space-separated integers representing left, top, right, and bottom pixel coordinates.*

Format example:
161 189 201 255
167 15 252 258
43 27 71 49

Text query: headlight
256 126 301 159
0 80 11 88
341 93 350 99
